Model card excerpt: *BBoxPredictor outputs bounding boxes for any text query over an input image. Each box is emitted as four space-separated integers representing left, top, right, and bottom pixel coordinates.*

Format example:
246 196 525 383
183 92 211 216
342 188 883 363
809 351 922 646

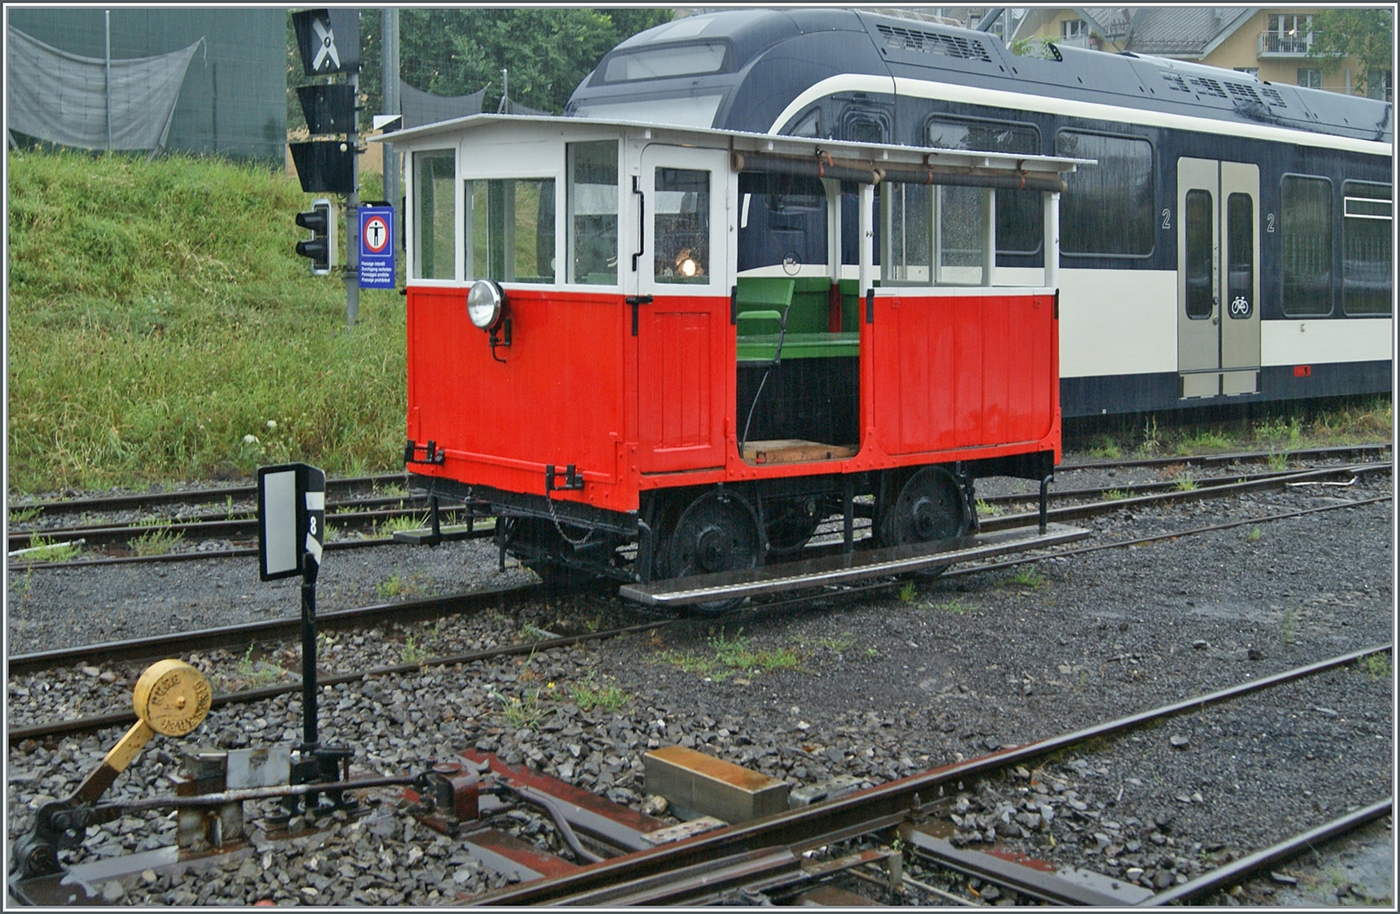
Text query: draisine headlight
466 279 505 329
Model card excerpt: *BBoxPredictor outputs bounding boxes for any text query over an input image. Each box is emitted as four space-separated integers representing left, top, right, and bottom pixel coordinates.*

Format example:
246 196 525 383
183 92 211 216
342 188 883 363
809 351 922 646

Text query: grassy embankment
8 149 406 494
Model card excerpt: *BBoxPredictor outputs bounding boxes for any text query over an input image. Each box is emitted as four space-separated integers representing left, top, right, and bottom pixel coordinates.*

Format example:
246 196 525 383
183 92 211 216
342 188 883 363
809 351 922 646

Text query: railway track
468 644 1391 906
9 487 1389 743
7 448 1390 570
6 477 1389 905
11 642 1387 905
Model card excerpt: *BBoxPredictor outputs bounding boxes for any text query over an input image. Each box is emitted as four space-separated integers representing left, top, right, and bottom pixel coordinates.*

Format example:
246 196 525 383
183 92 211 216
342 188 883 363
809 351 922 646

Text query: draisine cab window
412 150 456 280
464 178 556 283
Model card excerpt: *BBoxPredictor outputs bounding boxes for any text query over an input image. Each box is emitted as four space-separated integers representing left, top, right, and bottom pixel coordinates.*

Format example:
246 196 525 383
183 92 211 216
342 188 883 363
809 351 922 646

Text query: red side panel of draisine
405 286 637 513
869 291 1059 462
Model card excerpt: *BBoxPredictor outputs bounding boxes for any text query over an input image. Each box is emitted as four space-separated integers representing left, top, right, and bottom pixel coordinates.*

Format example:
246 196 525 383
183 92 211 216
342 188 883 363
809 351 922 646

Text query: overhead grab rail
730 150 1068 193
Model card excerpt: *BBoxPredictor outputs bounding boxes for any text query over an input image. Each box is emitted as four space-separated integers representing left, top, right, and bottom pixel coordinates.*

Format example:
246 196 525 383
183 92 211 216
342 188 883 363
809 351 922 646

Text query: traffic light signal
295 198 335 275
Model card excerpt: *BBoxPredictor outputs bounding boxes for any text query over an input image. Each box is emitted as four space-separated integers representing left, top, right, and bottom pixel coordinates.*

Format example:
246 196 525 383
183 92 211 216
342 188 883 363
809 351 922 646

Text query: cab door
1177 158 1260 398
633 145 733 474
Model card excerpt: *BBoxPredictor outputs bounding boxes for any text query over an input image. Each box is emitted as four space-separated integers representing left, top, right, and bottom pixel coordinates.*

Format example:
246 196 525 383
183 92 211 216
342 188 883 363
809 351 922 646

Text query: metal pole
345 69 360 327
382 8 400 228
104 10 112 150
300 564 319 746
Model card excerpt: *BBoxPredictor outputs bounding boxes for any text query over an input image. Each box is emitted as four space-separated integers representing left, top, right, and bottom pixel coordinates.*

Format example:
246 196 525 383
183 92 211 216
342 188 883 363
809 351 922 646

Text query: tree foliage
1308 8 1394 92
288 8 673 129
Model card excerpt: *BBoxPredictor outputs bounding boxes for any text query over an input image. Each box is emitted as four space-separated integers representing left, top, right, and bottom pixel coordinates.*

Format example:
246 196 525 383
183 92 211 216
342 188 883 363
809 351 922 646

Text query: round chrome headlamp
466 279 505 330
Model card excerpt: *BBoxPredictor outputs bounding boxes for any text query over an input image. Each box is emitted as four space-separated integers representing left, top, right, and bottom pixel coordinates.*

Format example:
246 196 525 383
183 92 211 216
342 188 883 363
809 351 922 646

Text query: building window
1297 68 1322 89
1267 14 1313 54
1061 19 1088 40
1367 69 1393 101
466 178 556 284
1055 131 1154 257
1280 175 1333 317
412 150 456 281
1342 181 1392 316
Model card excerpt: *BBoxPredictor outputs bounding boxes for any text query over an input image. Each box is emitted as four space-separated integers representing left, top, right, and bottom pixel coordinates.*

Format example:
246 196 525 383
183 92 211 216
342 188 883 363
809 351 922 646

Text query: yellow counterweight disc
132 659 212 737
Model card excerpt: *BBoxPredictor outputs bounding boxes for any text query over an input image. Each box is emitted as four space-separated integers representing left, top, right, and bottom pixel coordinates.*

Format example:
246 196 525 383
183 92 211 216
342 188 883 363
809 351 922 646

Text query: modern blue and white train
565 8 1393 417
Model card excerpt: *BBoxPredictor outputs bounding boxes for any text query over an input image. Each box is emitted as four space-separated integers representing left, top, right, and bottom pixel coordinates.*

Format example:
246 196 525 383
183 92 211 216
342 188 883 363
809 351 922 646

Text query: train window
1054 131 1154 257
842 110 887 144
1184 190 1214 319
787 107 821 138
927 117 1041 255
1280 175 1333 316
654 167 710 283
567 141 618 285
1227 193 1254 317
1342 181 1392 316
465 178 556 284
602 42 727 82
412 150 456 280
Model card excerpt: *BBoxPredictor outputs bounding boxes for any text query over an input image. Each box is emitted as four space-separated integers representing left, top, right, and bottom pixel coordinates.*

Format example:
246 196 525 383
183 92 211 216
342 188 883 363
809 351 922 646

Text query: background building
1012 7 1392 100
7 7 285 163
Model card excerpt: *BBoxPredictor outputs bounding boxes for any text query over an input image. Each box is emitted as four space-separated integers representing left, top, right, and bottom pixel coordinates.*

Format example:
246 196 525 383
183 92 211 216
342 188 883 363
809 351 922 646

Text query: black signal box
298 84 356 135
292 9 360 76
289 141 354 195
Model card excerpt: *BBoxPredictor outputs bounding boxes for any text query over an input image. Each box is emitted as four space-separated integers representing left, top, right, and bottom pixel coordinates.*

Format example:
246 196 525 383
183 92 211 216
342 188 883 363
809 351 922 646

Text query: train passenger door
633 145 732 474
1177 158 1261 398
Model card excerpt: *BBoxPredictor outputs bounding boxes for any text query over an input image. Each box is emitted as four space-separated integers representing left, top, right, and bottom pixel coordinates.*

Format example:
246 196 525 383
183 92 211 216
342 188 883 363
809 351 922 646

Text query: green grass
376 513 430 537
999 568 1047 590
928 599 970 614
655 628 802 679
7 148 406 493
130 518 183 556
1363 654 1391 681
569 673 630 713
14 534 82 563
1070 399 1391 464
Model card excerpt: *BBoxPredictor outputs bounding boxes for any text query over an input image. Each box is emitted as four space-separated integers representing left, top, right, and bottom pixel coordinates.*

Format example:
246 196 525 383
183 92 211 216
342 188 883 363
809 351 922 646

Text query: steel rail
471 644 1391 905
10 473 410 518
980 461 1389 532
7 506 482 554
8 444 1384 520
7 619 671 744
1058 442 1390 473
12 490 1387 681
978 460 1382 509
14 461 1384 571
1143 798 1393 905
6 583 536 677
742 492 1392 615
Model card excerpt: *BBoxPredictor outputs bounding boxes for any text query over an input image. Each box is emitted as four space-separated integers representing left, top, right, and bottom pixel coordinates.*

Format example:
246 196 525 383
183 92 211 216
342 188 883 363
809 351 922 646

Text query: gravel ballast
5 458 1393 905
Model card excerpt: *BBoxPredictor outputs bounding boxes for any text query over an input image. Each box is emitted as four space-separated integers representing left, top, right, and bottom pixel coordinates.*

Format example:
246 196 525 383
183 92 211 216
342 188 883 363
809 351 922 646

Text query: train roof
382 113 1093 179
569 7 1392 147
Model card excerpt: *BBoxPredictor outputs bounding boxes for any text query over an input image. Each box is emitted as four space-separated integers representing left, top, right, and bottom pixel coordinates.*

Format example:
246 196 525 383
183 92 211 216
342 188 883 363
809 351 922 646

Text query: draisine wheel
666 490 763 615
879 466 971 577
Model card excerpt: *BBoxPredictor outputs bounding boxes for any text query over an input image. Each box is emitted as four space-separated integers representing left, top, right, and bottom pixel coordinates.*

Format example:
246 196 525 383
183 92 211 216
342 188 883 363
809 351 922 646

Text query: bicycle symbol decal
1229 296 1252 319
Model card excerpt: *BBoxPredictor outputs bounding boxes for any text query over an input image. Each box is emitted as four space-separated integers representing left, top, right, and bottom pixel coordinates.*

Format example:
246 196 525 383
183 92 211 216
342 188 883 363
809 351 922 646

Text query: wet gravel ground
5 456 1393 905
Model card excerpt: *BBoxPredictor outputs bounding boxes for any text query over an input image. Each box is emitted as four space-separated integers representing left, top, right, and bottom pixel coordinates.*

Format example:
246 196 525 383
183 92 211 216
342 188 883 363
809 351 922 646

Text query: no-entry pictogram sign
358 204 395 289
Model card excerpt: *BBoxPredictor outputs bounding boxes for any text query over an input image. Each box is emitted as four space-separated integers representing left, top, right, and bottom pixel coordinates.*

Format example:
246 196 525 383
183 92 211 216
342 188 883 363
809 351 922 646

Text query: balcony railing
1258 31 1313 56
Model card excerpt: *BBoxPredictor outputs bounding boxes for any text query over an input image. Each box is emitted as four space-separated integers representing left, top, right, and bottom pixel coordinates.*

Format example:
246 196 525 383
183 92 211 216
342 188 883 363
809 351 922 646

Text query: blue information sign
358 205 395 289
